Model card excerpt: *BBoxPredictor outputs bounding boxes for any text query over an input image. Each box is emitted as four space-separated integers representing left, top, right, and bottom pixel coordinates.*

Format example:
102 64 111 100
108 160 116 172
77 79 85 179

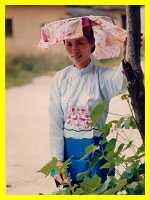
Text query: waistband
64 127 101 139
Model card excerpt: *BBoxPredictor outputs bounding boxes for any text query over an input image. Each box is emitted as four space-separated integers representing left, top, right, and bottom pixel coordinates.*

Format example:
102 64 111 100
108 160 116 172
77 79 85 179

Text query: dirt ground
5 75 143 195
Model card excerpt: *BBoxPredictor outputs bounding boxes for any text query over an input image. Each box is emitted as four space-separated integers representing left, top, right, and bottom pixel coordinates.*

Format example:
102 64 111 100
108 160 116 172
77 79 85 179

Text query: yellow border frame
0 1 149 199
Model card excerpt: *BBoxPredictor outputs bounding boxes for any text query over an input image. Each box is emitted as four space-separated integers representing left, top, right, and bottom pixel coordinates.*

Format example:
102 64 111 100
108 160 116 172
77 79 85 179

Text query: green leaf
115 144 125 155
76 170 89 181
121 116 137 129
124 118 131 129
88 155 103 170
116 117 125 128
73 188 84 195
80 154 89 160
115 156 125 165
129 116 137 128
137 144 145 154
102 178 127 194
105 151 116 161
121 93 129 100
126 180 145 194
81 144 97 160
109 120 118 124
37 157 57 176
100 162 111 169
77 175 101 193
91 101 105 126
125 155 136 163
85 178 110 194
93 176 111 194
99 123 112 137
105 138 116 152
124 141 133 150
86 174 102 192
58 158 71 173
54 188 70 195
85 144 97 155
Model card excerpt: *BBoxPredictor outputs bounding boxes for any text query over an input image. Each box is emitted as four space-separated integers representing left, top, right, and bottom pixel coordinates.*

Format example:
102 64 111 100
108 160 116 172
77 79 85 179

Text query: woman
40 16 128 186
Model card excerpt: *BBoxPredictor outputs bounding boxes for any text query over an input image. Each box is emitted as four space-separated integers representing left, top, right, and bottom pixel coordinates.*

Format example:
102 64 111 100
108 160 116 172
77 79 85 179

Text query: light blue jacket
49 62 127 181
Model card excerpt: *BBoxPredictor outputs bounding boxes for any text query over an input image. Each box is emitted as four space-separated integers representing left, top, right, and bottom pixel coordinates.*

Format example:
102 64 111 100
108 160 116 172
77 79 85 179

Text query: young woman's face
64 36 93 69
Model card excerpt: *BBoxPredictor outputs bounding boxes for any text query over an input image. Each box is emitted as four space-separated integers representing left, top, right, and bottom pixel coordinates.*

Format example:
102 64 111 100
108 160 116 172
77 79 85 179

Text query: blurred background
5 5 144 88
5 5 144 194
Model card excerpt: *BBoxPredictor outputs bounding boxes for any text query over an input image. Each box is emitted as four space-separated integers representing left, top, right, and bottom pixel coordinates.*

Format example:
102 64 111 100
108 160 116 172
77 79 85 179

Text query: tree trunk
122 6 145 143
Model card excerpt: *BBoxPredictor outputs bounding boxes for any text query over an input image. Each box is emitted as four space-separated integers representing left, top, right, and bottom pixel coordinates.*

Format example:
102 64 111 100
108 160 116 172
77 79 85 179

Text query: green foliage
6 55 124 88
105 138 116 152
5 54 71 88
81 144 97 160
37 157 57 177
109 116 137 129
90 101 106 127
38 157 71 178
98 123 112 137
102 178 127 194
85 144 97 155
38 96 144 195
58 159 71 174
126 179 145 195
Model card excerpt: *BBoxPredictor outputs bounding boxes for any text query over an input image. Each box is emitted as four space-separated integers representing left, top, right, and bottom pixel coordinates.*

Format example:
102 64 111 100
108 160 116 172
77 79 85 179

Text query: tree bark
122 6 145 143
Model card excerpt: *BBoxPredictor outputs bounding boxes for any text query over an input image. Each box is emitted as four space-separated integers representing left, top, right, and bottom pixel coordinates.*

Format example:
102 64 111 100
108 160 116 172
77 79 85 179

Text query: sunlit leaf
115 144 125 155
76 170 89 181
116 117 125 128
105 151 116 161
73 188 84 195
88 156 102 170
99 123 112 137
37 157 57 176
124 118 131 129
124 141 133 150
58 158 71 173
137 144 145 154
91 101 105 126
121 93 129 100
105 138 116 152
102 178 127 194
100 161 111 169
85 174 101 192
85 144 97 155
93 176 111 194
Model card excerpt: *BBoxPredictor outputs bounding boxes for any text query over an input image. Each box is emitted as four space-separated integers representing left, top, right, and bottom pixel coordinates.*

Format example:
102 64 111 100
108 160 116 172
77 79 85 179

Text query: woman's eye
66 43 72 47
78 42 84 45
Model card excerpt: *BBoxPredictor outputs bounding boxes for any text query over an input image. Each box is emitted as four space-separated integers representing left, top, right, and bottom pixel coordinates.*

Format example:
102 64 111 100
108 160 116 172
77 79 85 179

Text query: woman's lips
72 55 82 59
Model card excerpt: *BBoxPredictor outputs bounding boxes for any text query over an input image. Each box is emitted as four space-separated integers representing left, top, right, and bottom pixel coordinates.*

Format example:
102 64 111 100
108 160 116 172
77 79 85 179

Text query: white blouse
48 62 127 161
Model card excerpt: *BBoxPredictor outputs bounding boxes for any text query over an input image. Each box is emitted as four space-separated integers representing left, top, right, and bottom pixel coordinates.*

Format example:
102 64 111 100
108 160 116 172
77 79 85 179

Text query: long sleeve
99 63 127 101
48 73 64 161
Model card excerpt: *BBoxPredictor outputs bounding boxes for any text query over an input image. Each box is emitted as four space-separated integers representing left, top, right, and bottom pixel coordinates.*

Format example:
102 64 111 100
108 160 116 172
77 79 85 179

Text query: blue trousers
64 136 115 183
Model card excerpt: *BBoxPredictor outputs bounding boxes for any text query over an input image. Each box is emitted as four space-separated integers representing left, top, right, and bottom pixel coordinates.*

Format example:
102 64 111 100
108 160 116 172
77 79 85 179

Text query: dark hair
82 17 95 53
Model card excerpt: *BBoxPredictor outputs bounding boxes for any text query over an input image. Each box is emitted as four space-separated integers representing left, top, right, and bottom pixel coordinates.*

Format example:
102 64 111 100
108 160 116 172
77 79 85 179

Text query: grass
5 53 144 88
5 54 71 88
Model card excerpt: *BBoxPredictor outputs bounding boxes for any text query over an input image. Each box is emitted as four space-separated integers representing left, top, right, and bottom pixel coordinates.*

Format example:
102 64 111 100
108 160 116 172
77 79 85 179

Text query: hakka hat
38 15 127 60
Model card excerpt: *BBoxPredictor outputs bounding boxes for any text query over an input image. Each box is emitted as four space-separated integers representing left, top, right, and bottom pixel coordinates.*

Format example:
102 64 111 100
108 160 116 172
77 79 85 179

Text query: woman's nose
71 44 79 52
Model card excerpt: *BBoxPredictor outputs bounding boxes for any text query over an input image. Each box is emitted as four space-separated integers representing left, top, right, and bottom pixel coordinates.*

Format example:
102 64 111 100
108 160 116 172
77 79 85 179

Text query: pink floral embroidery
39 16 127 59
66 105 92 129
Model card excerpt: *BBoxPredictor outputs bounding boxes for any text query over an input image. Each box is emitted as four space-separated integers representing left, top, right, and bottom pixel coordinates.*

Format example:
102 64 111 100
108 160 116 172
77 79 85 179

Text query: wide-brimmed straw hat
38 15 126 60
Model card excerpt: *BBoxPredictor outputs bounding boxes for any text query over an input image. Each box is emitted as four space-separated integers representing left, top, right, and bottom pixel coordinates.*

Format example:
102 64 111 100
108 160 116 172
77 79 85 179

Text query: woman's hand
53 160 68 186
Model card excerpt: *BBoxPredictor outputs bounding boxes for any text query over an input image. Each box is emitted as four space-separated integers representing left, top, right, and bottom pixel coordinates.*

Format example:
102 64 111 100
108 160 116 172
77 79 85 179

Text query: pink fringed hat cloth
38 15 127 60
